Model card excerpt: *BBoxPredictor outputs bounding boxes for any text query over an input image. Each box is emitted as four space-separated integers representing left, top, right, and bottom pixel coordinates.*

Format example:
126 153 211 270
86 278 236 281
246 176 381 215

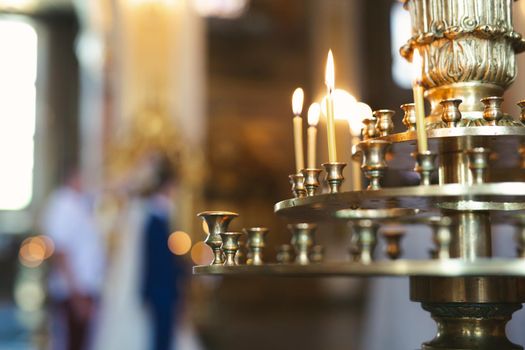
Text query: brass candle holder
374 109 395 137
301 168 322 196
350 219 378 264
220 232 244 266
353 140 391 190
440 99 462 127
289 173 306 198
412 151 437 186
381 229 405 260
310 245 324 263
362 116 379 140
466 147 491 185
276 244 293 264
289 223 316 265
245 227 269 266
481 96 504 126
401 103 417 131
197 211 239 265
322 162 346 194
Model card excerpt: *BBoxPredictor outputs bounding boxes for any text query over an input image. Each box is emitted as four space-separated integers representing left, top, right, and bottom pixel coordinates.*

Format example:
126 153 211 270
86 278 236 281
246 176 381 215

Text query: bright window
390 2 412 89
0 19 37 210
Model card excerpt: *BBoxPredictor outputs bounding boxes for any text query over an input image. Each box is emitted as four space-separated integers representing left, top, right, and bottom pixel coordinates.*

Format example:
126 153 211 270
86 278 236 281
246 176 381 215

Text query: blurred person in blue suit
140 156 188 350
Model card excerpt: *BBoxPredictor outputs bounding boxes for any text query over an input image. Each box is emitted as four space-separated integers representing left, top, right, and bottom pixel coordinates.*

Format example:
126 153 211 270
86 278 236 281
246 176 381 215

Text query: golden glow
129 0 178 6
412 48 423 84
321 89 357 121
168 231 192 255
191 241 214 265
307 103 321 126
201 220 209 235
19 235 54 268
325 50 335 92
292 87 304 116
348 102 373 136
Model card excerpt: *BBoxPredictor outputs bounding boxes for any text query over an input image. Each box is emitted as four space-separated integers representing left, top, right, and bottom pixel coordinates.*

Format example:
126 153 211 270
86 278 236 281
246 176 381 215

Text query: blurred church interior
1 0 525 349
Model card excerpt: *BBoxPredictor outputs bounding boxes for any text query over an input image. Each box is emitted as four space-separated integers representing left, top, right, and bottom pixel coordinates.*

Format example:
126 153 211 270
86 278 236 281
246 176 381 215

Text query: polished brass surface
288 223 316 265
428 216 452 260
401 103 417 131
448 211 492 260
301 168 322 196
335 208 418 220
322 162 346 194
413 151 437 186
220 231 244 266
381 229 405 260
466 147 490 184
362 117 378 140
374 109 395 137
245 227 269 266
194 259 525 277
440 99 462 128
274 182 525 222
420 302 523 350
349 220 379 264
353 140 391 190
289 173 306 198
276 244 293 264
197 211 239 265
481 96 504 126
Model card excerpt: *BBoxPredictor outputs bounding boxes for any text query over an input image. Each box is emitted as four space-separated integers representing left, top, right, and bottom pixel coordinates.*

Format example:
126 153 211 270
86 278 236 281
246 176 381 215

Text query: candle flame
292 87 304 115
307 103 321 126
412 48 423 84
325 50 335 92
321 89 356 121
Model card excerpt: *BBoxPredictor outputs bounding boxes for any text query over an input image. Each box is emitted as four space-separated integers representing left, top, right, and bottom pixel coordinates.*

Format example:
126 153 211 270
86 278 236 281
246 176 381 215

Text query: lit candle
307 103 320 169
292 87 305 173
412 48 428 153
325 50 338 163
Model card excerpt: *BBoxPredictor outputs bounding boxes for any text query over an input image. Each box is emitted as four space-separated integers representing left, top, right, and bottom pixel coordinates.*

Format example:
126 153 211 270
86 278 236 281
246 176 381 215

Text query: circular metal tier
193 259 525 277
274 182 525 222
382 126 525 145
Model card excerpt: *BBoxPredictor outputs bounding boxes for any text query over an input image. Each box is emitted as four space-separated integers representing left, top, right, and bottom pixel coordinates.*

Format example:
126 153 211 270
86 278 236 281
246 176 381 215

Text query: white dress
92 199 150 350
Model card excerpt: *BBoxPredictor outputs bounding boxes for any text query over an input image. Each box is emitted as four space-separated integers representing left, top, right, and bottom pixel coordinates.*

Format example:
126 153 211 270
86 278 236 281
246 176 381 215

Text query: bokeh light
321 89 357 121
168 231 192 255
191 241 213 265
19 235 54 268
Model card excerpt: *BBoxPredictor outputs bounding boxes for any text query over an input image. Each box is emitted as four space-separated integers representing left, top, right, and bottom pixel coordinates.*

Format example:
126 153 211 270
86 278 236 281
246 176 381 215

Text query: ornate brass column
402 1 525 348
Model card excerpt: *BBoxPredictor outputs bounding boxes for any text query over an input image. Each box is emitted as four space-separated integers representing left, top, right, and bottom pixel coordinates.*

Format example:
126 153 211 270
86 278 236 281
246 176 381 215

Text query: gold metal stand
193 1 525 349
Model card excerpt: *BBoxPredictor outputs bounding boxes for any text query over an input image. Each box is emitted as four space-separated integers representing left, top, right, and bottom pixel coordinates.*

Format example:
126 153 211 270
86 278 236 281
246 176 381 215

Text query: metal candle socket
289 223 316 265
481 96 504 126
350 220 379 264
401 103 417 131
440 99 462 127
301 168 322 196
276 244 293 264
353 140 391 190
197 211 239 265
467 147 490 184
322 162 346 193
381 229 405 260
245 227 269 265
374 109 395 137
220 232 244 266
412 151 437 186
289 173 306 198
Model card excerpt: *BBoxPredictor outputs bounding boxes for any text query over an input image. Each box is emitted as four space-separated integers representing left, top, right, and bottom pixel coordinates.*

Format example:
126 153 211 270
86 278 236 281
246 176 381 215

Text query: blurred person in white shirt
41 168 105 350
